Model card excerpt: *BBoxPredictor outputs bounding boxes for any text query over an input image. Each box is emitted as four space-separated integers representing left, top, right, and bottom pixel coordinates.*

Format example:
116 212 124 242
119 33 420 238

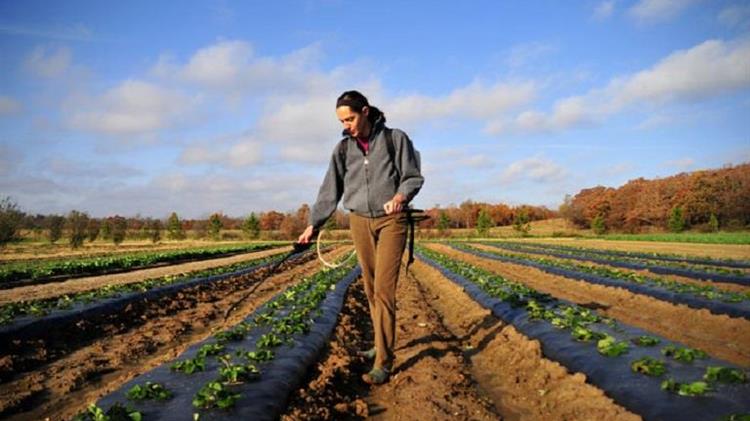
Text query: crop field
0 239 748 420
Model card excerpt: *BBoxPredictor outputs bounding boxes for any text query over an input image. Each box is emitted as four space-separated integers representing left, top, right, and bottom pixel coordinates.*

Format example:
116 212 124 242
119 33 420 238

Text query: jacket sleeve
308 143 345 229
393 130 425 203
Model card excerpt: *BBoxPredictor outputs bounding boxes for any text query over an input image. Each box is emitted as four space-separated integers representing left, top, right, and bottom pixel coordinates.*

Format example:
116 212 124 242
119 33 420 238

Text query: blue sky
1 0 749 219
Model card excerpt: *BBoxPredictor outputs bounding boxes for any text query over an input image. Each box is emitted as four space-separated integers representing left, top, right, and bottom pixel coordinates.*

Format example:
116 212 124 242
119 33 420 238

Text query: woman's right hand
298 225 314 244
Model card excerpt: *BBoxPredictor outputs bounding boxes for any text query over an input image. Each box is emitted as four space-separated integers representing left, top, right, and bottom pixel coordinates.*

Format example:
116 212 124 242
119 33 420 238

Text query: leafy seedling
126 381 172 401
171 356 206 374
632 336 660 347
704 366 747 384
597 335 629 357
661 379 710 396
631 357 667 377
192 381 241 410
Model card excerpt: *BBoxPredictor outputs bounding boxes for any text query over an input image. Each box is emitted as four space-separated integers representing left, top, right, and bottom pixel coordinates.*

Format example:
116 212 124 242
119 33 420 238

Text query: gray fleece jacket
308 115 424 229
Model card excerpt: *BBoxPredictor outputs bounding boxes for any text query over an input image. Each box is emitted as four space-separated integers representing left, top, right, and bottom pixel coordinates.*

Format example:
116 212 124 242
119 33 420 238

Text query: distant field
417 218 750 245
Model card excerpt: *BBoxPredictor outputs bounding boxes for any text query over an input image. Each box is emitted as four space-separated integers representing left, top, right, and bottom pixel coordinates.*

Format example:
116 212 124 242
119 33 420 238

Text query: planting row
0 250 300 346
457 243 750 320
503 241 750 269
0 243 279 287
482 241 750 286
417 246 750 421
80 259 360 421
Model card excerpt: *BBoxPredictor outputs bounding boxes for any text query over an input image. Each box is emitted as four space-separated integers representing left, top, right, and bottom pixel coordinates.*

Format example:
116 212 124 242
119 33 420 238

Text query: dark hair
336 90 369 112
336 90 385 124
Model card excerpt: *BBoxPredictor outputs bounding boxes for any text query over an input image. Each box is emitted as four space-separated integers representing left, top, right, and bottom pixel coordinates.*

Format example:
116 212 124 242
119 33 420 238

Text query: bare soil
0 246 291 305
0 247 348 420
430 243 750 367
283 258 639 420
0 240 275 262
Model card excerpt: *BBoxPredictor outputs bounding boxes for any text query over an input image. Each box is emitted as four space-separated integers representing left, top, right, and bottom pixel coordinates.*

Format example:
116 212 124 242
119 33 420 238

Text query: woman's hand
383 193 406 215
298 225 314 244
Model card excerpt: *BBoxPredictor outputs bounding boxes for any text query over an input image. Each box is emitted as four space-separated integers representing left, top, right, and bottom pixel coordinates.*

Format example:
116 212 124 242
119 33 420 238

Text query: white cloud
24 45 71 77
152 40 326 97
500 156 568 184
179 134 263 168
718 4 750 29
610 39 750 105
388 81 536 127
68 80 196 135
628 0 701 23
593 1 616 20
496 38 750 134
0 96 21 114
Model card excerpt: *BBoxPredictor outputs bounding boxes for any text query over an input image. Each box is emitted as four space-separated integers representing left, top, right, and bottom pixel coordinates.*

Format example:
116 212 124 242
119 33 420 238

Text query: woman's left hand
384 193 406 215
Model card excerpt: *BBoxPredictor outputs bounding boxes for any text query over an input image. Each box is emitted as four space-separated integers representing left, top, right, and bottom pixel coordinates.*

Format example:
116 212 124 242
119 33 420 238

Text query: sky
1 0 749 219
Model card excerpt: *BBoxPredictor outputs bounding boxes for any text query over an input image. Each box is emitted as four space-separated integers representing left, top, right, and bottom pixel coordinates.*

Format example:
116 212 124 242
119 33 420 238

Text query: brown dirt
0 240 278 262
513 237 750 261
430 243 750 368
468 243 750 295
0 246 291 305
283 259 639 420
0 247 349 420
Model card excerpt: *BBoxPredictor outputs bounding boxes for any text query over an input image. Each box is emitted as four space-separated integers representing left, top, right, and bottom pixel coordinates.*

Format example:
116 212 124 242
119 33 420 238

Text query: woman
298 90 424 384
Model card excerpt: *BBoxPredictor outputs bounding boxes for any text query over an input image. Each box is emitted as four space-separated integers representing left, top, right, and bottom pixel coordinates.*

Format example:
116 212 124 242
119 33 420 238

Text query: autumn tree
48 215 65 244
0 196 23 246
111 215 128 245
67 210 89 249
148 219 163 243
87 219 100 242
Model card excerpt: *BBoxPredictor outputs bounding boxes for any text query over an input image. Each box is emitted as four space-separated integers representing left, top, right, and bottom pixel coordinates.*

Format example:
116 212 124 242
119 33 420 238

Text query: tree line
0 198 557 248
559 163 750 233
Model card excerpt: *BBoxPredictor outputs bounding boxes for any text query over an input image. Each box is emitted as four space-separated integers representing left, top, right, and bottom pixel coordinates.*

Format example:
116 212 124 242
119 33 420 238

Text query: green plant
704 366 747 384
126 381 173 401
171 356 206 374
192 381 241 410
242 213 261 239
597 335 629 357
209 213 223 241
512 211 531 236
631 357 666 377
197 343 225 358
476 209 493 237
632 336 661 347
73 403 142 421
668 206 686 233
167 212 186 240
660 379 710 396
709 213 720 232
218 354 259 384
591 214 606 235
661 345 707 363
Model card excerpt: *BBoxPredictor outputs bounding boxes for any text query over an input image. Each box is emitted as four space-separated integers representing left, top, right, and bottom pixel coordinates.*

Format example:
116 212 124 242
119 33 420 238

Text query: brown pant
349 212 407 370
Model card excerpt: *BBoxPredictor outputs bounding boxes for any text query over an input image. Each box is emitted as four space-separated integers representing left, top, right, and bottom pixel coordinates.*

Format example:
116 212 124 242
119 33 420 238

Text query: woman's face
336 105 370 138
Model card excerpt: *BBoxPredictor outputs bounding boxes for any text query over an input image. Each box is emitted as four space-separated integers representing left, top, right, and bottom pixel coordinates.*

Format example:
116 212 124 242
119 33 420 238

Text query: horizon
1 1 749 219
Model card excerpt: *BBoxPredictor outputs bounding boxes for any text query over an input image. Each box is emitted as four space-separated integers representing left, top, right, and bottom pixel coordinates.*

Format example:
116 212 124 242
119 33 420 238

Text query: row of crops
75 258 359 421
479 241 750 285
0 243 280 286
0 251 290 329
453 243 750 320
417 245 750 421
